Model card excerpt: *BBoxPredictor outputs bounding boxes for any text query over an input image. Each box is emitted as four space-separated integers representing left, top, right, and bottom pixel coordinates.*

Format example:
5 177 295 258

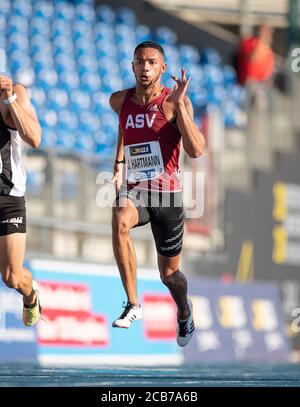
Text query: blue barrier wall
0 287 37 363
184 279 291 362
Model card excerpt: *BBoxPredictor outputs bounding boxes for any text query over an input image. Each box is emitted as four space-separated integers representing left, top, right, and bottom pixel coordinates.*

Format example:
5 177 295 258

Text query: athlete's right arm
109 91 126 192
110 125 124 191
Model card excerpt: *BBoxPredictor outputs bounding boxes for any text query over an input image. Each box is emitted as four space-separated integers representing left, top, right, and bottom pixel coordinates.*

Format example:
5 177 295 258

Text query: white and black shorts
116 185 184 257
0 195 26 236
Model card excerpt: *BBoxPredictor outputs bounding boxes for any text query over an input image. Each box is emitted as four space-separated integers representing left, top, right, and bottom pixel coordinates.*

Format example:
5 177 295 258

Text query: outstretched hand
170 68 191 104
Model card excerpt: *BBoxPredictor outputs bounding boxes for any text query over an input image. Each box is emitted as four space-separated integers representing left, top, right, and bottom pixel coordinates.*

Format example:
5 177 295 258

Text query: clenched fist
0 75 13 100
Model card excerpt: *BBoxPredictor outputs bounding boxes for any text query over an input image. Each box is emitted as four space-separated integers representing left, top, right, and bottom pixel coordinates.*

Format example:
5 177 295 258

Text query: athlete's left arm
176 96 205 158
5 84 42 149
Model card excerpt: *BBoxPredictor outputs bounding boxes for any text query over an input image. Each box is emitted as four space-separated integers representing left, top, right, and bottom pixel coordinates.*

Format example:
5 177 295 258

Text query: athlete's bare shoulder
109 90 128 115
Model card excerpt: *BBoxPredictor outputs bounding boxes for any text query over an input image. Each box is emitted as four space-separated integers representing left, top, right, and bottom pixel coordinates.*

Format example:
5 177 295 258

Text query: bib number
124 141 164 183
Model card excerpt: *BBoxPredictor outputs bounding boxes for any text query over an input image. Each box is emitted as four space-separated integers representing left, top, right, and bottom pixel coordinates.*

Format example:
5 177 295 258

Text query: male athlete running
0 72 42 326
110 41 205 346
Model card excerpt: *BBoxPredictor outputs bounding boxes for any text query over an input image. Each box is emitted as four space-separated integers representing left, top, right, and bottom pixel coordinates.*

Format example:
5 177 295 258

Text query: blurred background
0 0 300 367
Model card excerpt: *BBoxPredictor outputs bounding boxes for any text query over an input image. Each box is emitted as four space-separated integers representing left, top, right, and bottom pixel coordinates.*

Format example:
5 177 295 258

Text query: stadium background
0 0 300 380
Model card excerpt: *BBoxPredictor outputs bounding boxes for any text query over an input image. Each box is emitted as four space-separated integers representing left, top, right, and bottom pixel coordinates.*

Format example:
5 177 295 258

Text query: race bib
124 141 164 183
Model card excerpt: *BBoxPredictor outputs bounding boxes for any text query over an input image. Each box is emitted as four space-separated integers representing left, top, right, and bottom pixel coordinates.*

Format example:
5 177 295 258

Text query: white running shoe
176 299 195 347
112 302 143 329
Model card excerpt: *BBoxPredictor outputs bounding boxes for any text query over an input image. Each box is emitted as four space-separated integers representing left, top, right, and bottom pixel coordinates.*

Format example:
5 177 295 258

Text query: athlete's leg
0 233 36 306
157 253 190 321
150 191 190 320
112 198 140 305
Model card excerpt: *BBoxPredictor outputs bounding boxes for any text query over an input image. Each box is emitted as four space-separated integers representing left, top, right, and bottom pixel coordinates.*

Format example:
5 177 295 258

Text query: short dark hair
134 41 165 57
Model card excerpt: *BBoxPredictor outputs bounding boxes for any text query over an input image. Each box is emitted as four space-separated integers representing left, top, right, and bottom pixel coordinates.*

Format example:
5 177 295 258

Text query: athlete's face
132 48 166 88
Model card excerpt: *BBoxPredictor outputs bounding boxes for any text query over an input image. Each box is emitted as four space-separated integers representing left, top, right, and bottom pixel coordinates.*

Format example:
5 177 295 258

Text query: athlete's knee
2 267 20 289
112 212 132 236
161 269 187 287
160 270 178 286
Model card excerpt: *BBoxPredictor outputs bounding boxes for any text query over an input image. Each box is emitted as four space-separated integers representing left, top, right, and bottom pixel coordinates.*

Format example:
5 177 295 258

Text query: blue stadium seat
201 47 221 65
15 67 35 87
58 71 80 91
155 27 177 45
92 92 111 112
96 40 118 59
115 23 136 44
36 69 58 91
202 64 224 88
223 65 237 86
179 44 200 64
1 0 11 14
48 88 69 109
12 0 32 18
7 17 29 36
189 89 208 108
96 5 116 24
54 2 74 21
74 133 95 154
75 3 95 23
70 89 92 112
207 85 226 106
30 87 47 109
94 22 115 40
116 7 136 26
226 84 246 106
58 110 79 132
81 72 102 92
32 1 54 19
136 25 151 43
56 132 76 150
30 18 51 37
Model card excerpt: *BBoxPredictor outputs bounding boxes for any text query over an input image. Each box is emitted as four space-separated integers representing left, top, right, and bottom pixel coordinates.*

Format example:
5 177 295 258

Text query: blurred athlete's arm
109 91 126 191
0 77 41 148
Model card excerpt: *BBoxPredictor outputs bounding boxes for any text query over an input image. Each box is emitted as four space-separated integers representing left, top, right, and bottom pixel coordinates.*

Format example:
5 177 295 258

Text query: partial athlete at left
0 67 42 327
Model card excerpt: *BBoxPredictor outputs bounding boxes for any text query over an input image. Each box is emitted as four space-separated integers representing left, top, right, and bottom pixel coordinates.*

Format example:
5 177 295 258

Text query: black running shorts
116 185 184 257
0 195 27 236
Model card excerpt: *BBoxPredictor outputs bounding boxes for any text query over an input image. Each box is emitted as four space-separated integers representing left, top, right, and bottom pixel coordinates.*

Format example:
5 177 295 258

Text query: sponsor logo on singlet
134 169 157 180
149 104 159 111
129 143 151 156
